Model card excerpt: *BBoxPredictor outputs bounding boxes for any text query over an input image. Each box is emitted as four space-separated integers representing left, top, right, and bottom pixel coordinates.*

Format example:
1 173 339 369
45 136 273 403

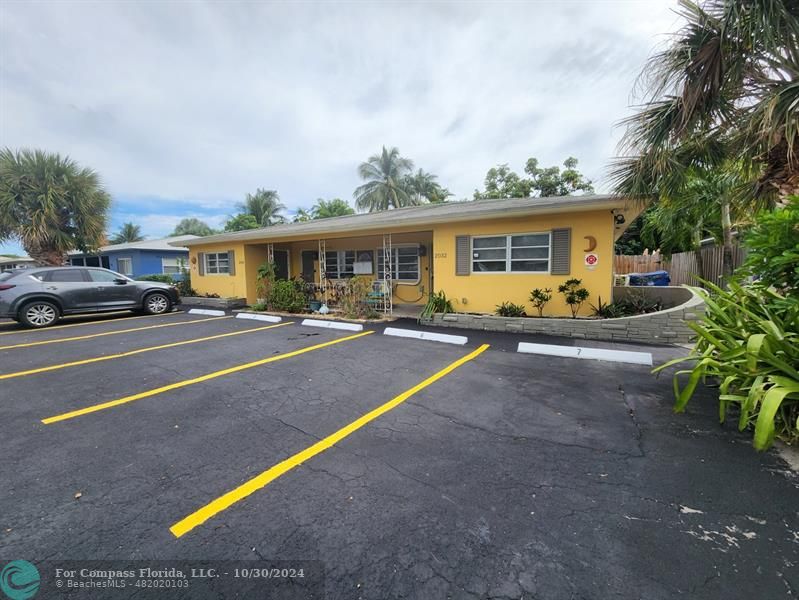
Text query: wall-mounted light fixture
614 213 626 225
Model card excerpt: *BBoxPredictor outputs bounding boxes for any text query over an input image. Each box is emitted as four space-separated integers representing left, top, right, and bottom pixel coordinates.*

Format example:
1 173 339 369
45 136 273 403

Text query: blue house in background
68 235 198 280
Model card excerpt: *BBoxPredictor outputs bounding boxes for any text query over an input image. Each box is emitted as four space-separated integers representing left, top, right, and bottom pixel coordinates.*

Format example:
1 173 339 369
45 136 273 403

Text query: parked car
0 267 181 328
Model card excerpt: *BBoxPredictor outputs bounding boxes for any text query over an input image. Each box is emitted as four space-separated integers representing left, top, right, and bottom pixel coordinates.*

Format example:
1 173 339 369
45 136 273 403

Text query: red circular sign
585 254 598 265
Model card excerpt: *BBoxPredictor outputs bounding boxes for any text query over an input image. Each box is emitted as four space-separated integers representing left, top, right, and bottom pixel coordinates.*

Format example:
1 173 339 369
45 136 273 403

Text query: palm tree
612 0 798 206
239 189 285 226
640 167 747 279
0 148 110 265
110 222 144 244
354 146 415 212
312 198 355 219
404 169 452 203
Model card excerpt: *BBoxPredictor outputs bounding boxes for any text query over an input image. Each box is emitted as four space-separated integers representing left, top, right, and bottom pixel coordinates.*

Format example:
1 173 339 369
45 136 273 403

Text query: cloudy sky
0 0 679 254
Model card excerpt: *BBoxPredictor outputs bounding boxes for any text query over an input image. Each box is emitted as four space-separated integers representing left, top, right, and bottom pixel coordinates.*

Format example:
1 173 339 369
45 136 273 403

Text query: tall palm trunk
691 226 705 282
25 242 67 266
720 199 734 281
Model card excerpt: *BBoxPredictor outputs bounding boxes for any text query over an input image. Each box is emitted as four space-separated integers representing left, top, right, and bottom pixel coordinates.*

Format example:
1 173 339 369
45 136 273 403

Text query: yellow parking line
0 322 293 380
0 315 231 351
0 311 180 337
42 331 374 425
169 343 490 538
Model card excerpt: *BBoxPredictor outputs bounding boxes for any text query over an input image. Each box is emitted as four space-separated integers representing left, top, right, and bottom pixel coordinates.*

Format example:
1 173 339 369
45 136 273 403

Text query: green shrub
421 290 455 318
615 289 662 315
266 279 306 313
495 301 526 317
250 301 268 311
591 290 663 318
654 281 798 450
256 261 277 300
176 275 196 297
590 296 626 318
558 278 589 318
739 195 799 295
529 288 552 317
137 274 174 284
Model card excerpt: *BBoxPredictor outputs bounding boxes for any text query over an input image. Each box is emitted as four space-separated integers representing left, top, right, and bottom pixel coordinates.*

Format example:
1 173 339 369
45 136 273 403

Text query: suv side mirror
114 278 128 285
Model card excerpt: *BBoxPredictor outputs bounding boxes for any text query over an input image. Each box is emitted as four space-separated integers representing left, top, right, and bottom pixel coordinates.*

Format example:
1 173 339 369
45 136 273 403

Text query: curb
517 342 652 365
383 327 468 346
188 308 226 317
300 319 363 332
235 313 282 323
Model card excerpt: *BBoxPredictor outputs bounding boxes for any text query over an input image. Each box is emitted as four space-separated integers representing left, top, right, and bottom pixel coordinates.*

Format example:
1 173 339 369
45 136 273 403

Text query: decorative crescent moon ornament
583 236 597 252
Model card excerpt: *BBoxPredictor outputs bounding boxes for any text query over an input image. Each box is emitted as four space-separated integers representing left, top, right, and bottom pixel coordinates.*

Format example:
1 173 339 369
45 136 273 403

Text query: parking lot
1 309 797 599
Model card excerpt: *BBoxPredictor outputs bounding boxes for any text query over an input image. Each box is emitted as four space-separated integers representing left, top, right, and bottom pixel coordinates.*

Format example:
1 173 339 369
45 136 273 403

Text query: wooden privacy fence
614 245 746 287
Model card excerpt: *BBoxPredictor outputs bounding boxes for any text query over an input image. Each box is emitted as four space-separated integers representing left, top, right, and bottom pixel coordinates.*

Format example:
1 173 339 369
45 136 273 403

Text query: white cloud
0 0 679 237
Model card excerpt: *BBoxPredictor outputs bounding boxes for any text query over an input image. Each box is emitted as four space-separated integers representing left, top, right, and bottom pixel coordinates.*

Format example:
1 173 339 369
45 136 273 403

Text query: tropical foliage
171 218 216 237
0 148 111 265
611 0 799 207
109 222 144 244
354 146 416 212
404 169 451 204
740 196 799 296
655 282 798 450
529 287 553 317
421 290 455 318
224 213 260 232
558 278 590 318
495 301 527 317
238 188 285 226
311 198 355 219
474 157 593 199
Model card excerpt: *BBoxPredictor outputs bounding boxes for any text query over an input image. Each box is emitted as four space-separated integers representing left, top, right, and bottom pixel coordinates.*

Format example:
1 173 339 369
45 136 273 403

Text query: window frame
161 256 183 275
471 232 551 274
376 244 421 285
117 257 133 276
324 250 356 280
204 252 231 275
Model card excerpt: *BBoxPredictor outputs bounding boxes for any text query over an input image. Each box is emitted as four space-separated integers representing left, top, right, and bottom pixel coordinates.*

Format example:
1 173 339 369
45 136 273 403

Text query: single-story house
0 256 40 271
69 235 198 279
173 195 641 317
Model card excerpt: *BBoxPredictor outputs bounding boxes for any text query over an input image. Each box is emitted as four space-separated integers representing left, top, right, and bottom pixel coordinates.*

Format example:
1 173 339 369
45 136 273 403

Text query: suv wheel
19 300 59 328
143 292 171 315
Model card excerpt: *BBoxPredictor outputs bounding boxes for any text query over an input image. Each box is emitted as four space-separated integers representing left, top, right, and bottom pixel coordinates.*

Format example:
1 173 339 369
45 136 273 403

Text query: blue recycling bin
628 270 670 286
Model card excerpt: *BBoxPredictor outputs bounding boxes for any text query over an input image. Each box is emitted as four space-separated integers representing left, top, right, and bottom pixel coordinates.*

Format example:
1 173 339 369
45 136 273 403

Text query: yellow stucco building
174 195 640 317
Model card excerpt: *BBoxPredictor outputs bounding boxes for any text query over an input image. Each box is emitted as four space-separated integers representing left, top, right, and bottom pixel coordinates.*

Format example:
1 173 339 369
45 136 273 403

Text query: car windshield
0 271 18 281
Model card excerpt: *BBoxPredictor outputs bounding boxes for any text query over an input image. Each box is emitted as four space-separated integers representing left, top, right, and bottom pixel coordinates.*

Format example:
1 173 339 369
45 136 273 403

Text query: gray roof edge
174 194 625 247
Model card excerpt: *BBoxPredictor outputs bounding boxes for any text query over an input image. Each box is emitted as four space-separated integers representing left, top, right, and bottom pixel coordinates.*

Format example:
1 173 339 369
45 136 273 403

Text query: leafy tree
526 157 594 197
239 188 285 226
739 196 799 295
403 169 452 204
171 218 215 237
312 198 355 219
224 214 260 232
354 146 416 212
474 164 532 199
0 148 110 265
474 157 593 199
110 222 144 244
611 0 798 214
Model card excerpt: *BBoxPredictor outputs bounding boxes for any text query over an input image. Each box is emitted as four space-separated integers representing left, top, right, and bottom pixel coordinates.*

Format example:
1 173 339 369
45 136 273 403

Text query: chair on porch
367 280 389 310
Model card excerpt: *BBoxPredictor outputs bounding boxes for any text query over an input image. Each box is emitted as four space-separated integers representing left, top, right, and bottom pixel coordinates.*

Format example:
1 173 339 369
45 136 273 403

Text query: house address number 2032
434 252 447 258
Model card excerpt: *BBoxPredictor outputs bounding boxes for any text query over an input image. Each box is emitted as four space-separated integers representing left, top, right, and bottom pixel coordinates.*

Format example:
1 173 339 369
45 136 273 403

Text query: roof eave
175 197 625 247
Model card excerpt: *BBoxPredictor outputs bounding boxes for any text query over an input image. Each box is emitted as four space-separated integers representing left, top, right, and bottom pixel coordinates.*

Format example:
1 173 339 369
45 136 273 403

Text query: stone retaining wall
420 288 705 345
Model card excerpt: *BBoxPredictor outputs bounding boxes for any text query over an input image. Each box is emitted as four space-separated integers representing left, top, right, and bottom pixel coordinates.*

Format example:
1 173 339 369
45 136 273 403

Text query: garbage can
628 270 670 286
